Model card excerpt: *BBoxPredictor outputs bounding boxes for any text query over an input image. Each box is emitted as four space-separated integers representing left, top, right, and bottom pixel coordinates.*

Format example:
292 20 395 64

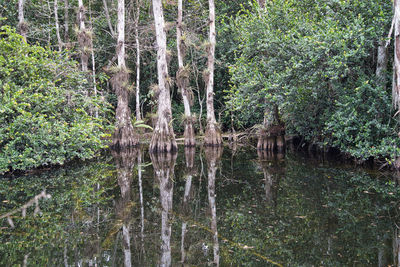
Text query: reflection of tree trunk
394 228 400 266
138 150 145 256
181 148 196 263
150 152 177 267
257 150 274 203
112 148 137 267
205 147 222 266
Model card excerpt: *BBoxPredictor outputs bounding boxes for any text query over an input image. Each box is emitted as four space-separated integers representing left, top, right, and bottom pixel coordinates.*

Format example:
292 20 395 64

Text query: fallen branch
0 190 51 228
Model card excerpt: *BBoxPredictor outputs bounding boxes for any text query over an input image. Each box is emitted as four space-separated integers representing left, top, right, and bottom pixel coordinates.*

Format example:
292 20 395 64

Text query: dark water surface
1 146 400 266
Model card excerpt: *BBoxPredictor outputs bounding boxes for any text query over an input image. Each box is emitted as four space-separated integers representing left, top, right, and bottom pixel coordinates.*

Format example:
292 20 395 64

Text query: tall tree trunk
150 0 177 152
77 0 89 72
204 0 222 146
393 0 400 110
177 0 195 147
88 0 98 118
135 0 141 121
103 0 116 37
112 0 138 149
64 0 69 43
54 0 63 51
18 0 27 41
376 40 388 87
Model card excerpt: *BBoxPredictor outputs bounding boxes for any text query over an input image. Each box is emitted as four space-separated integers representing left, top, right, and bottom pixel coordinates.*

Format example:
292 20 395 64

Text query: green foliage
225 0 395 160
0 26 111 174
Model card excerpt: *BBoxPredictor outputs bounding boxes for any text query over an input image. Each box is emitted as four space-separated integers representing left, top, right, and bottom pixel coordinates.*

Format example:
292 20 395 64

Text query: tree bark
77 0 89 72
258 0 266 8
204 0 222 146
103 0 116 37
112 0 138 149
150 0 177 153
393 0 400 110
64 0 69 42
54 0 63 51
177 0 195 147
135 0 141 121
376 40 388 86
18 0 27 41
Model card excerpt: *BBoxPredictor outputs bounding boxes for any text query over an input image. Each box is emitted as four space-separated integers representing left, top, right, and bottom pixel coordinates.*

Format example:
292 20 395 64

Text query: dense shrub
0 26 111 174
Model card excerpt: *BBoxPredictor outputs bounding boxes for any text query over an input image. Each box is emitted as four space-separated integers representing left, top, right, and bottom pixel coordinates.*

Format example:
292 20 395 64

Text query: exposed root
204 122 222 146
184 121 196 147
150 120 177 153
111 70 139 149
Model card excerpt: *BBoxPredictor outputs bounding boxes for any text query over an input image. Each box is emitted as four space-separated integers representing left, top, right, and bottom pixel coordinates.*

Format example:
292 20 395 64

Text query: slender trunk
88 1 98 118
112 0 138 148
393 0 400 110
78 0 89 72
150 0 177 152
376 40 388 87
103 0 116 37
54 0 63 51
135 0 141 121
64 0 69 42
177 0 195 147
204 0 222 146
18 0 27 40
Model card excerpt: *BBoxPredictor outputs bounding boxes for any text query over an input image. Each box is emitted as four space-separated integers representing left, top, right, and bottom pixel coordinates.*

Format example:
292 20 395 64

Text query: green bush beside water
0 26 111 174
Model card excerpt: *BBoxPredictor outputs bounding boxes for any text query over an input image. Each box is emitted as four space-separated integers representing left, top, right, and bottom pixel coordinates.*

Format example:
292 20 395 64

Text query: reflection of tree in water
112 148 138 267
150 152 177 267
205 147 223 266
181 147 196 264
257 150 284 207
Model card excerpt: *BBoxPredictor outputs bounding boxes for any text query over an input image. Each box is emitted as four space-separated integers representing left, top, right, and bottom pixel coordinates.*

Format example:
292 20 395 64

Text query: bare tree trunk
112 0 138 149
177 0 195 147
135 0 141 121
376 40 388 86
64 0 69 43
393 0 400 110
18 0 27 41
150 0 177 152
54 0 63 51
78 0 89 72
103 0 116 37
88 0 98 118
204 0 222 146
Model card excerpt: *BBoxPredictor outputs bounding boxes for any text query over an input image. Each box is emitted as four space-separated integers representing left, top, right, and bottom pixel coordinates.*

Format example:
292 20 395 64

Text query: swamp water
0 146 399 266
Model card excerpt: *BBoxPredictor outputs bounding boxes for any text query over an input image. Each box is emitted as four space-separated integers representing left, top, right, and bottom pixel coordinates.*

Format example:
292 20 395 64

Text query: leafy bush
0 26 111 174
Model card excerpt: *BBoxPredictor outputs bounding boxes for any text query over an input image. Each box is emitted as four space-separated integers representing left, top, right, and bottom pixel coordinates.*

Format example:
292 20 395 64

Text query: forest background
0 0 398 173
